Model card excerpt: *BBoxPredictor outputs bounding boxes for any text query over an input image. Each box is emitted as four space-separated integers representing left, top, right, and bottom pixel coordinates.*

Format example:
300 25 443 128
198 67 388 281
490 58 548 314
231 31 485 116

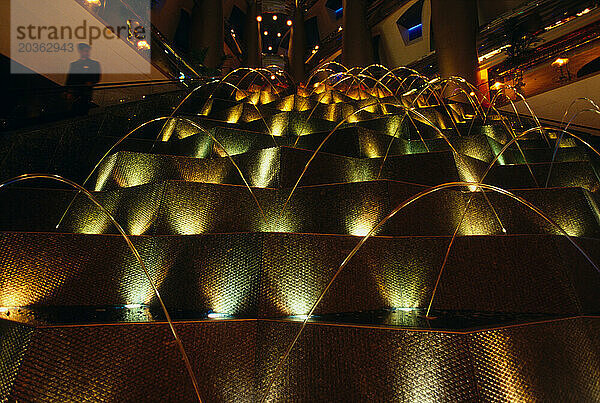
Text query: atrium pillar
288 5 306 82
431 0 479 86
191 0 224 70
342 0 374 67
244 0 262 68
151 0 182 42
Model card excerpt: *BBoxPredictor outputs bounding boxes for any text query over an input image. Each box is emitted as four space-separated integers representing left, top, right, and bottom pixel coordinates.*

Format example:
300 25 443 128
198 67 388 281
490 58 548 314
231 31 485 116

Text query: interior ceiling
480 0 597 53
223 0 385 16
260 0 293 13
229 0 597 29
221 0 598 65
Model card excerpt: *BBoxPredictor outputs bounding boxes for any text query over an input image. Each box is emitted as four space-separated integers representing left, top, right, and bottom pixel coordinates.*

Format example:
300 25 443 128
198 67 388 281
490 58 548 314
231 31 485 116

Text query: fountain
0 64 599 402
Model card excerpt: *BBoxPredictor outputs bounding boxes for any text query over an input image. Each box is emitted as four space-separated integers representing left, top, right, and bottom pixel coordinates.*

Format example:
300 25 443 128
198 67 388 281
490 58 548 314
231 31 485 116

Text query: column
342 0 374 67
431 0 479 85
151 0 184 42
191 0 224 70
244 0 262 68
288 5 306 82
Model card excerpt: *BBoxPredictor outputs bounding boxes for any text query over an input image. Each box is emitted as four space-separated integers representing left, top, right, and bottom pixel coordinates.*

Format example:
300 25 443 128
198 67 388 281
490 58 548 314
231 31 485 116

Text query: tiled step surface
126 117 596 164
1 232 598 315
1 316 598 402
92 148 476 190
491 160 600 192
1 181 598 237
92 145 600 193
2 85 600 403
3 102 594 189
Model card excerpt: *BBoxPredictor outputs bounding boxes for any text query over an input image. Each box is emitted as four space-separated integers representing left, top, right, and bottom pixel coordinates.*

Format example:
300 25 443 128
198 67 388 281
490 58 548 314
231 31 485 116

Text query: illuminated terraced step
1 316 598 401
120 119 395 157
2 72 600 403
289 126 508 161
9 121 590 190
287 126 594 163
93 145 600 193
195 111 475 140
0 181 598 237
492 160 600 192
1 232 598 316
154 124 423 158
147 120 422 158
512 145 592 163
205 108 339 136
98 115 595 163
197 96 468 129
93 148 483 190
141 117 595 164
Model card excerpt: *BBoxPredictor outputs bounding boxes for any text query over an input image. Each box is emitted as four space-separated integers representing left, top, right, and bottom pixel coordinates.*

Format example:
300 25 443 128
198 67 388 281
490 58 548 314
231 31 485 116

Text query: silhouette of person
66 43 101 116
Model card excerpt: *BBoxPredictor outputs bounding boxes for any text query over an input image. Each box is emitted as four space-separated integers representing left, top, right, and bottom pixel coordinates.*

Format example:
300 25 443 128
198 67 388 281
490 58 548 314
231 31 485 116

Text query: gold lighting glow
94 153 119 190
277 95 295 111
200 98 213 116
270 113 288 136
262 239 321 315
478 44 511 63
112 152 159 189
552 57 570 67
469 330 533 401
345 193 385 236
577 7 591 16
121 240 170 304
252 148 279 187
168 195 216 235
260 90 277 105
226 104 243 123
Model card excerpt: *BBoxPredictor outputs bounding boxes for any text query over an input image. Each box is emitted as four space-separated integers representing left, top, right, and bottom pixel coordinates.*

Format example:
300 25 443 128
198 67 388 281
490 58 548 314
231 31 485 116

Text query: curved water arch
170 79 247 119
172 68 285 120
220 67 280 97
1 174 203 403
261 180 599 402
546 108 600 187
439 76 485 117
304 67 342 89
278 101 506 235
230 67 290 100
56 117 266 230
330 72 365 97
361 84 535 197
424 124 600 319
497 83 551 146
305 61 350 87
254 66 292 88
560 97 600 128
395 73 431 95
293 73 427 149
453 82 543 186
154 79 276 151
290 70 411 147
